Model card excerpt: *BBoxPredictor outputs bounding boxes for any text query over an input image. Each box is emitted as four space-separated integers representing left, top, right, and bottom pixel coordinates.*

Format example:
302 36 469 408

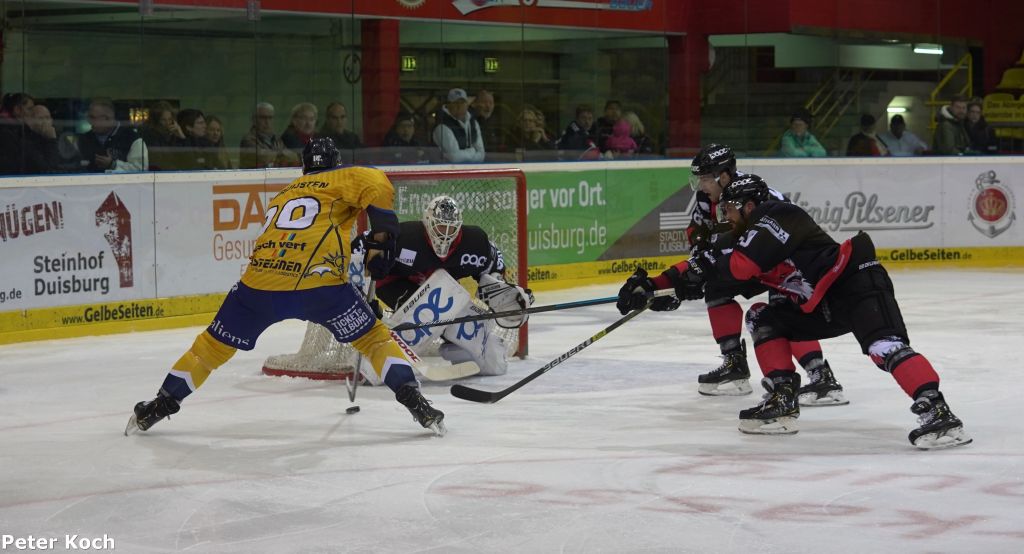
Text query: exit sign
401 55 417 72
483 57 500 73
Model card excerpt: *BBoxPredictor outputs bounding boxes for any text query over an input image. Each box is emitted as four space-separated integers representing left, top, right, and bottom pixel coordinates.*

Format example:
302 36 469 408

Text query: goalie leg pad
441 304 508 376
386 269 473 356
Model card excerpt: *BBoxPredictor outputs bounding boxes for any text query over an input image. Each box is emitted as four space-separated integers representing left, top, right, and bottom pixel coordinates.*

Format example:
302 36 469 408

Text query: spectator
75 97 148 173
622 111 655 155
472 89 501 153
140 101 185 170
174 108 215 170
603 118 638 157
964 100 998 155
383 112 419 147
846 114 888 156
933 95 970 155
780 110 826 157
876 115 927 157
239 102 296 168
379 112 428 165
205 115 233 169
25 104 61 174
512 105 555 151
557 104 596 152
432 88 484 163
0 93 37 174
281 102 318 157
318 101 363 150
595 100 622 151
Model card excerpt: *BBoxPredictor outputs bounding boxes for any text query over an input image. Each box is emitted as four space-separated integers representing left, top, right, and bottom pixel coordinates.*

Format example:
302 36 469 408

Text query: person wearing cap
846 113 888 156
877 114 928 157
779 110 826 157
432 88 485 163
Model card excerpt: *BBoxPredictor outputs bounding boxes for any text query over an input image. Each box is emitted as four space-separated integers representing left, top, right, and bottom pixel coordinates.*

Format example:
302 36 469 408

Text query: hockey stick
449 301 655 404
346 281 376 403
392 289 674 332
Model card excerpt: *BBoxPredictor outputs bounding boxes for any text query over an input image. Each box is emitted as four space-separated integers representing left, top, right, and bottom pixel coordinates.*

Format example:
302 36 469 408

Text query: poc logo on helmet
460 253 488 267
709 147 729 160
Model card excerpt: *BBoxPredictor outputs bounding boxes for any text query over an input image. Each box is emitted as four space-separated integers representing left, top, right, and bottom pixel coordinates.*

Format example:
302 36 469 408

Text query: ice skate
738 372 800 435
124 392 180 435
396 384 446 436
798 360 849 407
698 340 752 396
908 390 972 450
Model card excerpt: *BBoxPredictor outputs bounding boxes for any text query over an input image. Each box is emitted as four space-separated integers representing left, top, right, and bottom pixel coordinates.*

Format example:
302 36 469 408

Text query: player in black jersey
366 195 532 377
622 174 971 449
679 144 845 405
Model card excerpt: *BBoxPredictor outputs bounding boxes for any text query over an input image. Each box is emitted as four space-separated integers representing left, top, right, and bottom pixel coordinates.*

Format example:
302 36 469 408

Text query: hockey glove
687 248 718 281
660 265 704 301
616 267 680 314
687 221 713 253
351 231 397 280
478 273 534 328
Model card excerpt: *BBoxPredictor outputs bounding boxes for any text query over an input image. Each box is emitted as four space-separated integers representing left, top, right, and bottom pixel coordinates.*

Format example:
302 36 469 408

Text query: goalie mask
423 195 463 259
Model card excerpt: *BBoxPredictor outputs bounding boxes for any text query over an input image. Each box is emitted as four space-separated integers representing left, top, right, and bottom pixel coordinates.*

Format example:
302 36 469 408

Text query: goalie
354 195 533 381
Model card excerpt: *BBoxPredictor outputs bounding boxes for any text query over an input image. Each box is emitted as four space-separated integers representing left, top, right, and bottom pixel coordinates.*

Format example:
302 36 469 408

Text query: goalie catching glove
616 267 682 315
477 273 534 328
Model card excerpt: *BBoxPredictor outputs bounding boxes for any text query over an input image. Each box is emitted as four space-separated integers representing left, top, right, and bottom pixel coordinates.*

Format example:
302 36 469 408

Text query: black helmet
720 173 770 207
689 143 736 190
302 137 340 174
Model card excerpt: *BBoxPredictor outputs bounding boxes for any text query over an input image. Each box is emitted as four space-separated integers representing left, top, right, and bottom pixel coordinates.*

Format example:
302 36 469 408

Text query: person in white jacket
432 88 485 163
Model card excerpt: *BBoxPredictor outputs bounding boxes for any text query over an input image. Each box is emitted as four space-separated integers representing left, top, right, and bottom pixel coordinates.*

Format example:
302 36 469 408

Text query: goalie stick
449 297 660 404
392 289 675 332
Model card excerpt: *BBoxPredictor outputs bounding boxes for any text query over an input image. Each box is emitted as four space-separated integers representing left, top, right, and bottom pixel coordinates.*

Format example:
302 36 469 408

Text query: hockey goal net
262 168 528 380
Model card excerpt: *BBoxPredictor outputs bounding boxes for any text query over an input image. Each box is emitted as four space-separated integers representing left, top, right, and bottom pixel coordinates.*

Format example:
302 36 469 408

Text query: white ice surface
1 269 1023 553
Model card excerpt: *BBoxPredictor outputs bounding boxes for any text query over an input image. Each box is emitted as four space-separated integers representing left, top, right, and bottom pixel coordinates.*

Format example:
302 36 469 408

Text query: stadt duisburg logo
968 170 1016 238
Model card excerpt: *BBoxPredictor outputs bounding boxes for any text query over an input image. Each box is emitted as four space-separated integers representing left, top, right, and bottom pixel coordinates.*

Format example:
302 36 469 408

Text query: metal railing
763 69 873 156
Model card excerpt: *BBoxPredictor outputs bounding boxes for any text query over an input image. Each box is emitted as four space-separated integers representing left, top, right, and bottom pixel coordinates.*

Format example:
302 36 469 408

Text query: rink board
1 157 1022 342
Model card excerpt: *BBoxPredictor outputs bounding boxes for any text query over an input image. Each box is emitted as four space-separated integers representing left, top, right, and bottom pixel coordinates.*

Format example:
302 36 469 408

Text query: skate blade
124 414 140 436
738 416 799 435
912 426 972 450
799 390 850 407
698 379 753 396
428 419 447 437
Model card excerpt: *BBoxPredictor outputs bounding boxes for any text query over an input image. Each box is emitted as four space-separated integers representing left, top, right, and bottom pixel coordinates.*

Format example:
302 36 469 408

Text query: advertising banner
525 167 689 266
152 171 288 297
0 180 156 311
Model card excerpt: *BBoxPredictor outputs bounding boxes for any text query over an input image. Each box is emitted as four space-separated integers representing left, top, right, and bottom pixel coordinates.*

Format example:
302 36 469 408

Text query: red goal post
261 167 529 380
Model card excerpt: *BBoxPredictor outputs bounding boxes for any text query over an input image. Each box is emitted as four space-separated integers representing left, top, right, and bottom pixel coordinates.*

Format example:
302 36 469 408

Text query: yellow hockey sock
350 321 417 390
167 331 238 395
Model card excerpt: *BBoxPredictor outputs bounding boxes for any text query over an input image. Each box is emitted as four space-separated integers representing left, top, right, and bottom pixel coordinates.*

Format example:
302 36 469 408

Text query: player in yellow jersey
126 138 446 436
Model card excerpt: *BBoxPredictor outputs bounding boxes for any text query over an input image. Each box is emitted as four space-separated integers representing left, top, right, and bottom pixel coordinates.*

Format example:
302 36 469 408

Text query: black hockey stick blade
393 289 673 332
449 304 652 403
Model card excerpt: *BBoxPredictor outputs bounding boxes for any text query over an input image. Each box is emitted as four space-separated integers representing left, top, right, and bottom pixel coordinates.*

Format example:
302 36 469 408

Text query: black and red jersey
375 220 506 307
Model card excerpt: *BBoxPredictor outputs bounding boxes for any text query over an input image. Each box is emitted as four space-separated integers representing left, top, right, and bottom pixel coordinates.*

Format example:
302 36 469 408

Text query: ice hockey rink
1 269 1022 553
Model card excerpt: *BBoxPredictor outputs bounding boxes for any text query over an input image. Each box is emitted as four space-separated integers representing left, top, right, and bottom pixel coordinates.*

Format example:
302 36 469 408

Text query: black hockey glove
351 231 397 280
687 221 713 253
687 248 718 281
616 267 681 315
659 265 705 301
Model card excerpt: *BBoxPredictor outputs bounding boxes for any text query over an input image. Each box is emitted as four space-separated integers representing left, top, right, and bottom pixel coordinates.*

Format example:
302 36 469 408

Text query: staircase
700 53 893 157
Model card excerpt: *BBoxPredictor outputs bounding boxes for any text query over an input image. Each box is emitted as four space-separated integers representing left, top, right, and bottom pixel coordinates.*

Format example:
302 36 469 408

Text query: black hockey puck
346 406 360 414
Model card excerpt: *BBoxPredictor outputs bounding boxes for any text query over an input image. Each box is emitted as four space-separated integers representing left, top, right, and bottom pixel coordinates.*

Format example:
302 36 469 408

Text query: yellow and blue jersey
241 166 396 291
